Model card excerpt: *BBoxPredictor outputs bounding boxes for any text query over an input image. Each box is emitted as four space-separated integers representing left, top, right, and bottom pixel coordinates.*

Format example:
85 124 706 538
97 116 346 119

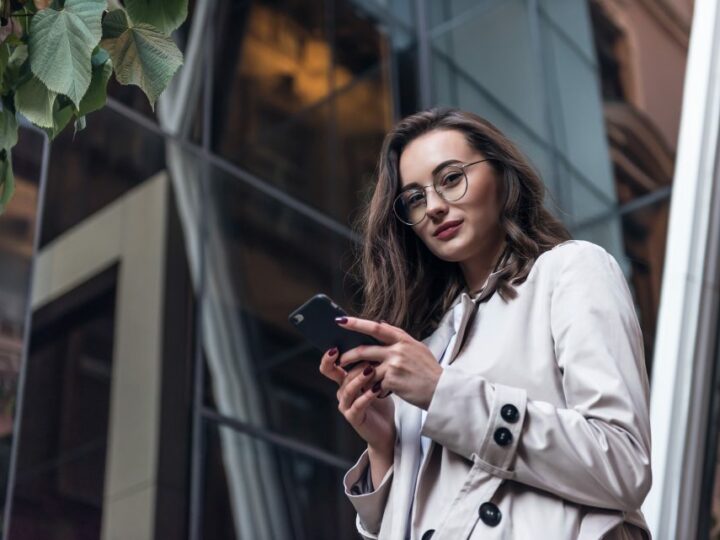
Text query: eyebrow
399 159 462 192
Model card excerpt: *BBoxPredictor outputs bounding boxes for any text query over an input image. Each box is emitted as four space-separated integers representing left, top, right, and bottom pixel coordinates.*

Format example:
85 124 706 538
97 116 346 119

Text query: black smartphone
288 293 382 371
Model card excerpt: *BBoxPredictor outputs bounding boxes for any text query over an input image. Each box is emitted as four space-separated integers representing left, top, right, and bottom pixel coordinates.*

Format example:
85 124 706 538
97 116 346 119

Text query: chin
430 241 470 263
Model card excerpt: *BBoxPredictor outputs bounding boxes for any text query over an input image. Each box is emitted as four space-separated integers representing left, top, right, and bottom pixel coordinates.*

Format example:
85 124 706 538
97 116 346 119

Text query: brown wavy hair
349 107 572 340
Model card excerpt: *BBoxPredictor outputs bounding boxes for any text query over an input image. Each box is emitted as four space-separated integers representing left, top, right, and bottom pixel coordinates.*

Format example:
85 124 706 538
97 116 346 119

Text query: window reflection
40 108 166 247
212 0 392 223
9 268 116 540
203 422 357 540
197 161 365 460
0 128 43 527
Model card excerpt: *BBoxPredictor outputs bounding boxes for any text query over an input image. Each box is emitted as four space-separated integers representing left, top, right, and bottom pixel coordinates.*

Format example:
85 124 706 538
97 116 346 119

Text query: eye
402 190 425 208
439 170 463 187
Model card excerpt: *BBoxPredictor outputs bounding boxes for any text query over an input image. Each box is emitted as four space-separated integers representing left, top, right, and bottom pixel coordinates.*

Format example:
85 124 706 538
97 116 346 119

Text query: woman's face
397 128 504 264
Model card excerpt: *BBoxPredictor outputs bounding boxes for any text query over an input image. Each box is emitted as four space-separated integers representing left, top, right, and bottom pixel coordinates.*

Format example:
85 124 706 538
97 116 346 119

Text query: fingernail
363 365 374 376
335 316 348 324
328 347 338 356
372 381 382 393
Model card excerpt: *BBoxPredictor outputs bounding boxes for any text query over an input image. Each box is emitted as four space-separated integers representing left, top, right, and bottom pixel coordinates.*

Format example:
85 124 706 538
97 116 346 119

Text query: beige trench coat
343 240 651 540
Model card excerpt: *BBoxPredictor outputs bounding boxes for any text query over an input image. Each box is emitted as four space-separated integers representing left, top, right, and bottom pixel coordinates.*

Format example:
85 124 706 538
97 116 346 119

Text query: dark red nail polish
335 316 348 324
372 381 382 393
363 365 374 376
328 347 338 356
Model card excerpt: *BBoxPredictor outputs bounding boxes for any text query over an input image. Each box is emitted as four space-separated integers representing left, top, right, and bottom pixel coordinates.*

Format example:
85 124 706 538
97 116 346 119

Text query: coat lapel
446 270 501 365
388 313 457 539
388 275 501 538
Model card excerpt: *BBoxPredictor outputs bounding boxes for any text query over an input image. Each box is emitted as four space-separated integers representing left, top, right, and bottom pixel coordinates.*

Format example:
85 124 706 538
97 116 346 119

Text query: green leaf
8 42 27 68
73 114 85 136
14 74 55 128
125 0 187 35
0 149 14 214
3 43 31 94
0 106 17 148
101 9 183 110
28 0 105 108
91 44 109 66
44 101 73 138
77 52 111 115
0 43 9 85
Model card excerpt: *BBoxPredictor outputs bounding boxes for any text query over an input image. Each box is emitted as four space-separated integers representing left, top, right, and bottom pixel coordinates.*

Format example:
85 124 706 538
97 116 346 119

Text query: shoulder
534 239 627 289
537 239 618 272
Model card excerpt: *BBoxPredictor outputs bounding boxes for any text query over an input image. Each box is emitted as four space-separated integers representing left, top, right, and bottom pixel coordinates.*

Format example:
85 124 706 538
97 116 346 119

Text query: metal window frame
643 0 720 537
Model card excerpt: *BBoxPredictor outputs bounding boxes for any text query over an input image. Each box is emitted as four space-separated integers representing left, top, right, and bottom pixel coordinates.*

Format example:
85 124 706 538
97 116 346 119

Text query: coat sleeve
343 448 394 539
420 241 652 512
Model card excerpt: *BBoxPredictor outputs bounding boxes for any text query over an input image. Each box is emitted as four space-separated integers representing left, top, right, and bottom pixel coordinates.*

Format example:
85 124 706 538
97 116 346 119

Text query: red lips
433 219 463 237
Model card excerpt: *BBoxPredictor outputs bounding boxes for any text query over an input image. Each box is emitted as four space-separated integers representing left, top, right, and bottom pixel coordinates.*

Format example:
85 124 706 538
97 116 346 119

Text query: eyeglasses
393 159 490 226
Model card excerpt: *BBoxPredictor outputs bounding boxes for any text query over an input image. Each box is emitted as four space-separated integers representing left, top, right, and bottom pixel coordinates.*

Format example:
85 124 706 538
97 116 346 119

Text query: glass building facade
1 0 715 539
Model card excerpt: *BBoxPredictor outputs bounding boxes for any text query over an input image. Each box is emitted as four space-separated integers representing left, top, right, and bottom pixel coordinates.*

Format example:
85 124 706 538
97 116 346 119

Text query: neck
460 237 507 294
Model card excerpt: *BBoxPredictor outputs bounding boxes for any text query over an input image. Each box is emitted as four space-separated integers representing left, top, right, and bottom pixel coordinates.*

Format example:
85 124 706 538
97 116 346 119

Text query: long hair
349 107 572 340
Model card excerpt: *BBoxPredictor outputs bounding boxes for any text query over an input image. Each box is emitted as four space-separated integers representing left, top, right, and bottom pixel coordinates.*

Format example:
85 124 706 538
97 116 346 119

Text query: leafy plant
0 0 187 214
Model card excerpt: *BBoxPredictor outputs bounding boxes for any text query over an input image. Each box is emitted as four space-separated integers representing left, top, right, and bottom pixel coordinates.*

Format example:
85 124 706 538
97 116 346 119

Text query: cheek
468 184 501 219
414 225 434 244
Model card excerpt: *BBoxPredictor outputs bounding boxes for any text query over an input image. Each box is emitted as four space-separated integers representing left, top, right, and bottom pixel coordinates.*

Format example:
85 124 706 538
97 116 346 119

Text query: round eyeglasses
393 159 490 226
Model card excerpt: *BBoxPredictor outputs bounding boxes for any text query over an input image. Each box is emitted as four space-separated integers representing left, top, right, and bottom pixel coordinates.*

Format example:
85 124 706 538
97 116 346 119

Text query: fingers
318 347 346 385
337 344 387 370
344 386 383 425
365 363 392 399
338 363 376 411
335 317 403 346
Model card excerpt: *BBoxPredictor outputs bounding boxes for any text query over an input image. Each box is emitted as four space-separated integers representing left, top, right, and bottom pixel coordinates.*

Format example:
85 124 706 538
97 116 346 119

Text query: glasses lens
395 190 426 225
435 167 467 201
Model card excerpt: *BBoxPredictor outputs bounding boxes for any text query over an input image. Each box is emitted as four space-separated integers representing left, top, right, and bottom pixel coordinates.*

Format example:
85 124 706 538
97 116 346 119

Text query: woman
318 108 651 539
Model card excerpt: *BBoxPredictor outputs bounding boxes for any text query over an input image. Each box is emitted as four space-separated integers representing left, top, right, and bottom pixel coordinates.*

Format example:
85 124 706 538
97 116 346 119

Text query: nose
425 188 448 221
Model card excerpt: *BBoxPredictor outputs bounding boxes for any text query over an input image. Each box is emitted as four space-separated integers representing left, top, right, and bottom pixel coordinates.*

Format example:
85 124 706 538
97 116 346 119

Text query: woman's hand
335 318 443 410
319 348 396 456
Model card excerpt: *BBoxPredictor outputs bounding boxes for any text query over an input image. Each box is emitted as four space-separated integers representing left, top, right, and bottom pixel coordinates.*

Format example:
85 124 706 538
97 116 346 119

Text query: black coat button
500 403 519 423
494 427 513 446
421 529 435 540
479 502 502 526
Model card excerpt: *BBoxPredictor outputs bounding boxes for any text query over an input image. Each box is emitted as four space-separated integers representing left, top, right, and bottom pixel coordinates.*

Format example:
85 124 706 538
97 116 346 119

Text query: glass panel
211 0 394 223
334 69 393 220
0 127 44 528
706 429 720 539
7 269 117 540
40 106 167 248
354 0 414 28
539 10 615 200
196 157 368 460
617 198 669 369
429 0 548 138
202 422 357 540
538 0 596 61
211 0 332 175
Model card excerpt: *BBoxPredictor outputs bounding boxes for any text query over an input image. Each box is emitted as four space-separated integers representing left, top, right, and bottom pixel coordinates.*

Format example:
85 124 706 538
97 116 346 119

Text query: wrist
421 364 443 410
367 439 394 464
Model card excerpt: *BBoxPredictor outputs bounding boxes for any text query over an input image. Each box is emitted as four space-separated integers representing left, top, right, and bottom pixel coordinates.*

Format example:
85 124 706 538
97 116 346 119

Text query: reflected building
0 1 707 539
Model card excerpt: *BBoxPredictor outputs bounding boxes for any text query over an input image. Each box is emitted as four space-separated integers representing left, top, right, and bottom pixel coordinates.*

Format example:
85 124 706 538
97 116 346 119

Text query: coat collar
449 264 505 309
